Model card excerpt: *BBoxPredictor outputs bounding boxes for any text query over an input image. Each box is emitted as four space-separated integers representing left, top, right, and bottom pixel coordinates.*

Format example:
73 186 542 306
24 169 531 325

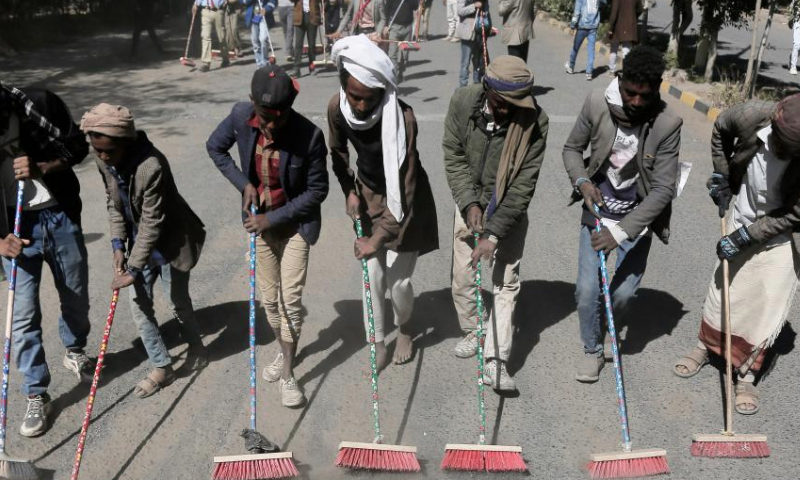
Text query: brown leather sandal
673 346 709 378
735 381 760 415
134 367 176 399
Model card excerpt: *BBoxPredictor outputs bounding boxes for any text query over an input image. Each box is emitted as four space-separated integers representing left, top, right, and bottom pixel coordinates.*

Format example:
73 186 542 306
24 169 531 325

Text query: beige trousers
201 8 229 64
451 208 527 361
362 249 419 343
255 232 309 343
225 8 241 51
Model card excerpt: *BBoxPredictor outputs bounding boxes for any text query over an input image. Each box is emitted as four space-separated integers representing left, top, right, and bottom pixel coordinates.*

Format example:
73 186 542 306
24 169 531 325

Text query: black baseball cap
250 65 299 114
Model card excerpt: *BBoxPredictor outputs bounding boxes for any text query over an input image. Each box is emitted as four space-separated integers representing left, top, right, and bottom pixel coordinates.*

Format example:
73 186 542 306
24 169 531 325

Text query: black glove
240 428 279 454
717 226 752 260
708 173 732 218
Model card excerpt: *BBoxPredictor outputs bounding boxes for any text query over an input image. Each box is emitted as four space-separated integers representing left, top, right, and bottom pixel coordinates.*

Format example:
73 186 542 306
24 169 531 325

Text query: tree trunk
694 1 715 72
704 30 718 81
743 0 764 92
668 2 680 55
749 1 777 97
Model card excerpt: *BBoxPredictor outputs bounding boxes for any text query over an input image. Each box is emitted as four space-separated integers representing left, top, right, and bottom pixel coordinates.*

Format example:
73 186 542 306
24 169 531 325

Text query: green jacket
442 84 549 239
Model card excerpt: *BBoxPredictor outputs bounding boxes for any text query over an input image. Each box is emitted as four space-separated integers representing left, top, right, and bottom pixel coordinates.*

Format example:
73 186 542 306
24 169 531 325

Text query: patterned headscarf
773 93 800 151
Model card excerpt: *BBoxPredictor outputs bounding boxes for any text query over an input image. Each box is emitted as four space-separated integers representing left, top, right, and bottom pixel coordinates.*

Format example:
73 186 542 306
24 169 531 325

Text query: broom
690 216 769 458
213 208 298 479
334 218 420 472
70 288 120 480
0 181 38 480
587 207 669 479
180 6 198 67
441 233 527 473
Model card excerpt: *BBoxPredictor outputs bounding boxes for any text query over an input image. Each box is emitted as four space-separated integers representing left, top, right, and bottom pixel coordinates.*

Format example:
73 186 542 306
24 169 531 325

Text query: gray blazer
562 89 683 243
97 144 206 273
456 0 479 41
337 0 386 33
498 0 535 46
711 100 800 252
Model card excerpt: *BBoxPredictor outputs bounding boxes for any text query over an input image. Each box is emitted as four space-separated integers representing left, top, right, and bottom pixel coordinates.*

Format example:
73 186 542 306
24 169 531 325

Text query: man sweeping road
443 55 548 391
81 104 209 399
674 94 800 416
563 45 682 384
0 84 93 438
328 34 438 370
207 65 329 407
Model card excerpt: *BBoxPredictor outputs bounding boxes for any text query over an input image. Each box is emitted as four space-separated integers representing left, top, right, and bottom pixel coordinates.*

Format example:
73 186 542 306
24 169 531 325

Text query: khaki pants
362 249 419 343
225 7 241 51
255 233 309 343
451 208 527 361
201 8 229 64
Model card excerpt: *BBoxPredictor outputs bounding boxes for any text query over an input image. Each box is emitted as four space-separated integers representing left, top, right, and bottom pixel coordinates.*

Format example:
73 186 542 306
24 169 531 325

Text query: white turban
331 35 407 223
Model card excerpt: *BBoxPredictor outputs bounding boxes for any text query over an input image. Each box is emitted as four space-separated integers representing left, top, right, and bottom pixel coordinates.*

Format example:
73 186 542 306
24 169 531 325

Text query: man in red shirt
207 66 329 407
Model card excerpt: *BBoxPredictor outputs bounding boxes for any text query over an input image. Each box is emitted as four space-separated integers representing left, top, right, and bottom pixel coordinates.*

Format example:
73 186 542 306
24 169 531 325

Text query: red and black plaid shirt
248 115 287 211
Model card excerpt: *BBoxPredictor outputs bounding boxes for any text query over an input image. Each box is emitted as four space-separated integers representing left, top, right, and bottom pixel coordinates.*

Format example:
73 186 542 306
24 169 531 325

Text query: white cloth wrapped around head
331 35 407 223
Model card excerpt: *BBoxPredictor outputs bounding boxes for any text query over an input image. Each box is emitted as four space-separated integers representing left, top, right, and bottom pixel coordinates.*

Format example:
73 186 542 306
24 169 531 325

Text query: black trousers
507 41 529 63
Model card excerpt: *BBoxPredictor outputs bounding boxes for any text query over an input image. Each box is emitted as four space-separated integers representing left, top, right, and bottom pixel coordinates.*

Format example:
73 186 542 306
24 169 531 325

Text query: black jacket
206 103 329 245
0 88 88 237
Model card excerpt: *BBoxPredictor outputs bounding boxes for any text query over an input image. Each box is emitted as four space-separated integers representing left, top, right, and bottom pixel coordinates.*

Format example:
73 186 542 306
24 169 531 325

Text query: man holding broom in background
328 34 438 370
563 46 682 384
207 65 329 407
443 55 548 391
81 103 209 399
674 94 800 416
0 83 92 437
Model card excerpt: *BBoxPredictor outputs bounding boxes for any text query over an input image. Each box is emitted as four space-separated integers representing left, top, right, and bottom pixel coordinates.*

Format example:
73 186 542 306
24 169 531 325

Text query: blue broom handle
249 205 257 432
594 206 632 452
355 219 381 442
473 233 486 445
0 181 24 455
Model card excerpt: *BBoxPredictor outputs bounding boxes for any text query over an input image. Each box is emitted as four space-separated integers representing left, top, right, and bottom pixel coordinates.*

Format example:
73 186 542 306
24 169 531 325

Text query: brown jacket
293 0 322 25
711 99 800 254
97 134 206 272
609 0 642 43
327 94 438 255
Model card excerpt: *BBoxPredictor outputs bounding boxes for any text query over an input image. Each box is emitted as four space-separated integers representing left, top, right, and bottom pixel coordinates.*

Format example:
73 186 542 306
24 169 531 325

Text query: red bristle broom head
441 445 527 473
212 453 298 480
335 442 420 472
587 457 670 479
588 449 669 479
691 440 770 458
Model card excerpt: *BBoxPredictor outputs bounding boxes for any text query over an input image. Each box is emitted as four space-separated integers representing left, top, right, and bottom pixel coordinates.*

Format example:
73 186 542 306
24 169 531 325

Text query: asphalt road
645 1 800 87
3 5 800 480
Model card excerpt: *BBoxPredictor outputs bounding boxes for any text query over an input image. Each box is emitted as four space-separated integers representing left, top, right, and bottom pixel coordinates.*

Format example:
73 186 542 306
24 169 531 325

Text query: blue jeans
251 19 271 69
2 208 90 396
568 28 597 76
128 264 202 368
459 38 484 87
575 225 651 356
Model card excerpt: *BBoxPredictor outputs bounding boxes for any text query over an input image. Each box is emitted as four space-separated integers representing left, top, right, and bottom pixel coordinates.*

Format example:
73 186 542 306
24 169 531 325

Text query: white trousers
609 41 632 72
361 249 419 343
446 0 458 38
792 22 800 69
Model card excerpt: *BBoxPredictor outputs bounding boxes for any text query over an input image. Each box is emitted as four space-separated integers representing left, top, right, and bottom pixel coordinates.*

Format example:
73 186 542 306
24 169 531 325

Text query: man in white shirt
674 94 800 416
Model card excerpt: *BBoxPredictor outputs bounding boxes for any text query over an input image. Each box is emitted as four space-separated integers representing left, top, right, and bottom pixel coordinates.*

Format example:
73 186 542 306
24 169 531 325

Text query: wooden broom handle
721 216 734 435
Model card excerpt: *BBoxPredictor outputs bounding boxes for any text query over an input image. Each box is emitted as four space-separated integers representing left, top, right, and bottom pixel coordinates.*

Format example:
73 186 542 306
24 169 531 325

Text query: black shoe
20 393 51 437
199 63 210 72
220 59 230 68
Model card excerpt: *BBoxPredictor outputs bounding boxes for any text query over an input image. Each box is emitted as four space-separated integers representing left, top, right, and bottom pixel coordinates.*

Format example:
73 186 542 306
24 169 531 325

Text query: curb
536 10 720 123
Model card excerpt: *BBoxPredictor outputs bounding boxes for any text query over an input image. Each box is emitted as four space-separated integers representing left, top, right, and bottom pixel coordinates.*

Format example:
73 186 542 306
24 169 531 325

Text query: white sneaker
20 394 52 437
791 67 798 75
63 349 95 383
482 359 516 391
453 332 479 358
262 352 284 383
564 62 574 74
279 377 306 407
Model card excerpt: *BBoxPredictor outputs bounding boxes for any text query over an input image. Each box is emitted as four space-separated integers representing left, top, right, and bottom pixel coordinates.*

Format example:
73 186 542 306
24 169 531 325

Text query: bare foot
375 341 390 373
393 329 414 364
